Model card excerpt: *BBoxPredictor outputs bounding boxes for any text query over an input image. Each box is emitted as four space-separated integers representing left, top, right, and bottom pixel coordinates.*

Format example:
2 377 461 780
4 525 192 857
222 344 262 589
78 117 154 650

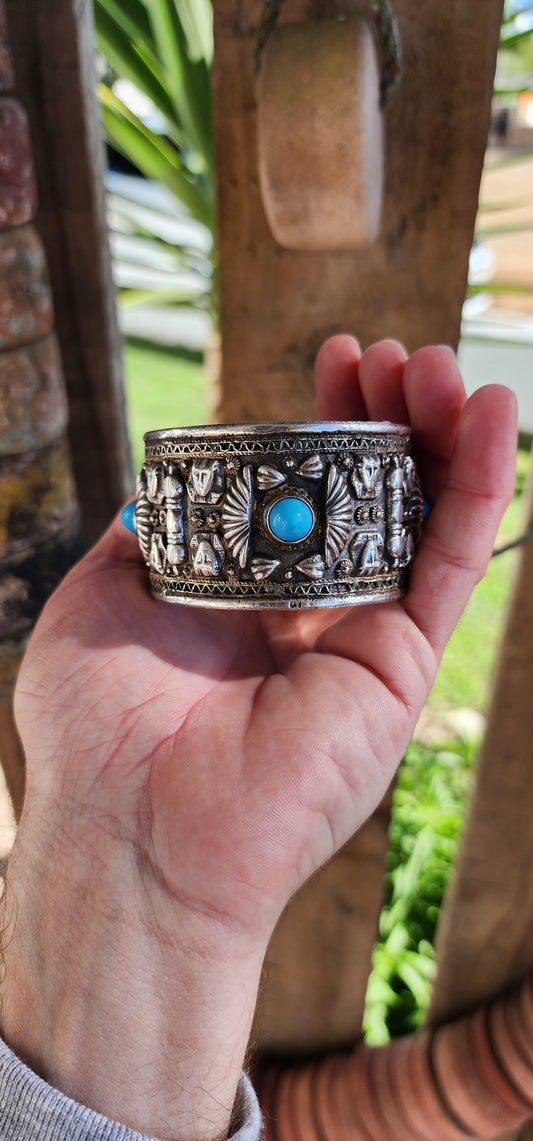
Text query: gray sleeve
0 1036 262 1141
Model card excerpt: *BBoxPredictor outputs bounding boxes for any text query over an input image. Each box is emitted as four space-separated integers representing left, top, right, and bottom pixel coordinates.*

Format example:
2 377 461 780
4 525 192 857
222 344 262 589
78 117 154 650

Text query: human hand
0 338 517 1140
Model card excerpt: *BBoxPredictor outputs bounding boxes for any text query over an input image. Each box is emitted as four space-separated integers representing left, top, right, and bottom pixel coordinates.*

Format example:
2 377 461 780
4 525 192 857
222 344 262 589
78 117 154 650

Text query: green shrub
364 734 478 1044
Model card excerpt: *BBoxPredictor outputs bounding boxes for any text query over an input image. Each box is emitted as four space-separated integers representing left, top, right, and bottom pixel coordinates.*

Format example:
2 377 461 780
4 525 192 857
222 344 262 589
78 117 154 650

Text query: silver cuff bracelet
135 422 423 610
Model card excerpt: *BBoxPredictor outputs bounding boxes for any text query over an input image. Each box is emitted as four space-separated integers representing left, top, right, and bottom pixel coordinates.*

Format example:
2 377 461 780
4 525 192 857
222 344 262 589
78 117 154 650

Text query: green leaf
478 198 531 213
145 0 213 167
99 85 213 228
476 222 533 239
118 286 209 307
494 85 533 96
467 281 533 295
500 27 533 49
95 0 155 53
396 961 433 1007
94 1 179 132
502 2 533 23
176 0 213 63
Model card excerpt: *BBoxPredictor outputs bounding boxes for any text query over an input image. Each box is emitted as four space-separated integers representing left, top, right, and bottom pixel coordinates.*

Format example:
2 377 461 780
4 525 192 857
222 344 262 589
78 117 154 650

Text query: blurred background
1 0 532 1051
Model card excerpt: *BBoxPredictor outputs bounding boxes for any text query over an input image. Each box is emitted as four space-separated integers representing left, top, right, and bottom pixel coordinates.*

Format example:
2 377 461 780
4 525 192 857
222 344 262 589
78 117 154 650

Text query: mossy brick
0 3 14 92
0 334 68 455
0 440 77 563
0 224 53 349
0 98 37 228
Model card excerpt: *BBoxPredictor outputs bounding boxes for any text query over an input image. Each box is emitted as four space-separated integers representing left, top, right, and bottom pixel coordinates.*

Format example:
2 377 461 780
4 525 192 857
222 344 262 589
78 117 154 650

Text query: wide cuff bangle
135 421 423 610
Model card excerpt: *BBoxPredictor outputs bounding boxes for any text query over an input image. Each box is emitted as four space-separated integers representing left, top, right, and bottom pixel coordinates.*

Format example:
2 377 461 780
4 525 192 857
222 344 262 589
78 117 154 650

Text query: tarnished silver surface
135 422 423 610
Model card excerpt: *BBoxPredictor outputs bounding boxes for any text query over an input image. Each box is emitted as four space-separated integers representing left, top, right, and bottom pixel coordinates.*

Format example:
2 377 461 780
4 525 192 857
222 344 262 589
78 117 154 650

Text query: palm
14 338 516 945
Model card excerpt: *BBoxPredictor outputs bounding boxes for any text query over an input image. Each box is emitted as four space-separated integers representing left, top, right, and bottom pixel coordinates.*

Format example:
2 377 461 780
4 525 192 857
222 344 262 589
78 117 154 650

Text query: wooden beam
258 809 391 1055
429 472 533 1027
0 4 82 811
213 0 503 1052
5 0 132 543
0 637 25 818
213 0 503 422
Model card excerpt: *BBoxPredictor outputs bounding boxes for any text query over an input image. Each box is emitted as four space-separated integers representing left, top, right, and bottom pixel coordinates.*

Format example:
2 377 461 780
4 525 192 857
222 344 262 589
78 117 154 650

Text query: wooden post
213 0 503 423
213 0 504 1052
257 806 391 1055
0 1 83 815
429 472 533 1027
5 0 132 543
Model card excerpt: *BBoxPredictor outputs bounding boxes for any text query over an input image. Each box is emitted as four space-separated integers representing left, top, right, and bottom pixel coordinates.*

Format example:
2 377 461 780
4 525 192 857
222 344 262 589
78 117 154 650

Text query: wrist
0 807 265 1141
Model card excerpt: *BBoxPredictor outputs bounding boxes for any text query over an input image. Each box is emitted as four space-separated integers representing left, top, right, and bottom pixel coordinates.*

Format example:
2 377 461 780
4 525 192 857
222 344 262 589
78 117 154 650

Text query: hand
0 338 516 1140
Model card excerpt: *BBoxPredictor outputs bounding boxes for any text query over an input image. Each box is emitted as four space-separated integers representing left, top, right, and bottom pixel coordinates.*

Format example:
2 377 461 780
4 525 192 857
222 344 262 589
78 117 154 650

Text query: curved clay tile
258 975 533 1141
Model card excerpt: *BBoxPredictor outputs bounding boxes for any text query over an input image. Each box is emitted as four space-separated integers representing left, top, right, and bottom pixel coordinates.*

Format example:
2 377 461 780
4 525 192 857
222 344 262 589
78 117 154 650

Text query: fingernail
436 344 457 359
120 500 136 533
423 496 432 520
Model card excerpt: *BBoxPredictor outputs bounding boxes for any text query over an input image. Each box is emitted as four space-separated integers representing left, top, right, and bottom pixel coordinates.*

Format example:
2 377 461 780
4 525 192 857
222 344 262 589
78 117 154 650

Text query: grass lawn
124 338 531 720
124 340 208 473
427 445 530 717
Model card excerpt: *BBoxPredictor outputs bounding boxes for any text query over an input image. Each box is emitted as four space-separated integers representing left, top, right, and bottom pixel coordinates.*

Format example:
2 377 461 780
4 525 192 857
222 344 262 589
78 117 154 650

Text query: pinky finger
403 385 517 659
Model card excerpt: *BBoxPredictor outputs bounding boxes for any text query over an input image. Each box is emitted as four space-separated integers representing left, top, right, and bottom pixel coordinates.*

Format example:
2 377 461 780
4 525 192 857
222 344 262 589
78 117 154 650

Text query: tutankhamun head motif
187 460 225 504
352 455 382 498
190 532 225 577
146 463 165 504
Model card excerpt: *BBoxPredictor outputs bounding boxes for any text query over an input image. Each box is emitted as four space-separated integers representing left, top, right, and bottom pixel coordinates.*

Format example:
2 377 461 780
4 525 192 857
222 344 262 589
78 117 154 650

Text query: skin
0 338 517 1141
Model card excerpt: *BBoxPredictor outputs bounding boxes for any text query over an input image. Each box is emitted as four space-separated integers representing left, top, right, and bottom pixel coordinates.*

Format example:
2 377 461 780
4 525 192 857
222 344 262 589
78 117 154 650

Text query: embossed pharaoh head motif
146 464 165 504
352 455 382 498
361 456 380 492
191 533 225 577
188 460 224 503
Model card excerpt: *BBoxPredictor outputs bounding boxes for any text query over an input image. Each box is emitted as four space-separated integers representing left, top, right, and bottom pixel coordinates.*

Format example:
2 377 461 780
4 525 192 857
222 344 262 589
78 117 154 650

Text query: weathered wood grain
257 809 391 1054
257 16 383 250
5 0 132 541
0 334 68 454
213 0 504 423
429 473 533 1027
0 636 25 816
214 0 503 1053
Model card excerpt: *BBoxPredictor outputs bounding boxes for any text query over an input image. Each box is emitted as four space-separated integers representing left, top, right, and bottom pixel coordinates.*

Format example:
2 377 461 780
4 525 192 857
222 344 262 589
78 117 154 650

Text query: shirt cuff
0 1035 262 1141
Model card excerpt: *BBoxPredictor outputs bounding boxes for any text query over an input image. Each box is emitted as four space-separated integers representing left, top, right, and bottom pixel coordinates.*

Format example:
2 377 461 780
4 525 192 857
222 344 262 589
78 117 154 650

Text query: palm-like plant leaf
99 84 213 229
146 0 213 167
177 0 213 63
95 0 179 133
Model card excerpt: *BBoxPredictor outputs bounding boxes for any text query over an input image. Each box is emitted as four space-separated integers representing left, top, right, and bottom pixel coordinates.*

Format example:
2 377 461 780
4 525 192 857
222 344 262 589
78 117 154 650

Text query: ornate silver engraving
190 532 225 577
138 422 420 609
402 531 415 566
134 470 152 564
352 455 382 499
146 463 165 505
257 465 286 490
353 531 384 576
251 557 281 581
298 453 324 480
221 465 253 568
403 455 416 492
150 532 167 574
295 554 325 580
403 459 424 545
325 464 353 566
163 465 185 567
386 456 405 564
145 429 410 464
187 460 225 504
